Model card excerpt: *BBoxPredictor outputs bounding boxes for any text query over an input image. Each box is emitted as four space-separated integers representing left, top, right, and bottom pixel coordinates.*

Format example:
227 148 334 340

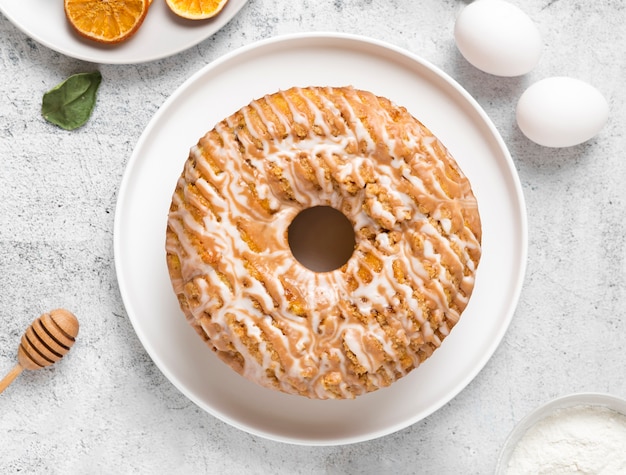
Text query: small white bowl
495 392 626 474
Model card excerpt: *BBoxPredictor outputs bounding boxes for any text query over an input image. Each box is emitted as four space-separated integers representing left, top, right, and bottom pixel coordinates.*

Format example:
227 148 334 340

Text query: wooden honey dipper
0 309 79 394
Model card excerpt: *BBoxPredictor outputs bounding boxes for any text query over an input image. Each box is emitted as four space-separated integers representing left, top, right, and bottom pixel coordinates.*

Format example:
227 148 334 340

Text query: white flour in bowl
505 404 626 474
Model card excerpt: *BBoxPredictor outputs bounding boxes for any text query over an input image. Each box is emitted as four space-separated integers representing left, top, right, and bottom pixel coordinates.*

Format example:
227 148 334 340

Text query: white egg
516 77 609 148
454 0 542 77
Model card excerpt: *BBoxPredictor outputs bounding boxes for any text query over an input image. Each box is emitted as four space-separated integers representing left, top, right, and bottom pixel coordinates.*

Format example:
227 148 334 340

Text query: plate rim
0 0 250 64
113 31 529 445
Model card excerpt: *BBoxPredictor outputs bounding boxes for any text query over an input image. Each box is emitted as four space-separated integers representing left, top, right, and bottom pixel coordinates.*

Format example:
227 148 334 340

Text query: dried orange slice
166 0 229 20
64 0 150 44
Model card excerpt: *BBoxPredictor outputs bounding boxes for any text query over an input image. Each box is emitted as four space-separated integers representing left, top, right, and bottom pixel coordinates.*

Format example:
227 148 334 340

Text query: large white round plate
114 33 528 445
0 0 248 64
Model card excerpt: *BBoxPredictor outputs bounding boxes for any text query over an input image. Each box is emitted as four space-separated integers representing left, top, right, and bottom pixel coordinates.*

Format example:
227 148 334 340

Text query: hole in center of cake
288 206 356 272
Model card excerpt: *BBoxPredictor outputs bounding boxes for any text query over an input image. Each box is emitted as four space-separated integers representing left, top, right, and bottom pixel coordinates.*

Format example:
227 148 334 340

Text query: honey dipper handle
0 364 23 394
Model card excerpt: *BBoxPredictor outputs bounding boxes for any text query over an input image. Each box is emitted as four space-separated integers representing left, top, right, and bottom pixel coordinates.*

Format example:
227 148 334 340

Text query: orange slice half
166 0 229 20
64 0 150 44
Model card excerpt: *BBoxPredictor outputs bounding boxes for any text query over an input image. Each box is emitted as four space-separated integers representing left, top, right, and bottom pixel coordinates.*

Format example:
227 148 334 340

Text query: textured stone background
1 0 625 473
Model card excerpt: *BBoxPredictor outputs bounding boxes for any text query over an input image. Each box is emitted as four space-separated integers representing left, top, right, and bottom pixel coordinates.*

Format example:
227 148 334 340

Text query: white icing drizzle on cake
166 86 481 399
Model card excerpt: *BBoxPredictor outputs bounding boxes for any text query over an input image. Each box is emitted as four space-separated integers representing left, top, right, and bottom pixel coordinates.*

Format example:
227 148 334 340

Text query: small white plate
114 32 528 445
496 393 626 474
0 0 249 64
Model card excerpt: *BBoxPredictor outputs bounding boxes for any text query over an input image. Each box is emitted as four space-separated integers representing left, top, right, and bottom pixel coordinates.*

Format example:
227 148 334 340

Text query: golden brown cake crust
166 86 481 399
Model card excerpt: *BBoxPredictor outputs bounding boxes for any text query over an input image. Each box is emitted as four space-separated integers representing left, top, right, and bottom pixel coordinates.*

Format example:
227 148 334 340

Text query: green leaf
41 71 102 131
